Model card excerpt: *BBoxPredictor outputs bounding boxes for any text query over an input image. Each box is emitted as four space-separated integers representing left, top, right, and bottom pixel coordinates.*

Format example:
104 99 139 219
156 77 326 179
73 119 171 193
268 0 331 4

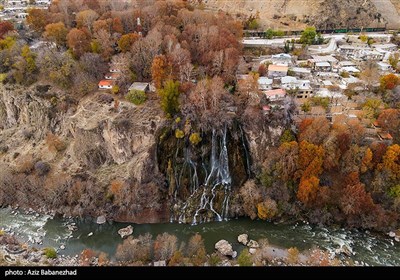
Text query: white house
377 62 392 71
268 64 288 78
314 62 332 72
258 77 273 91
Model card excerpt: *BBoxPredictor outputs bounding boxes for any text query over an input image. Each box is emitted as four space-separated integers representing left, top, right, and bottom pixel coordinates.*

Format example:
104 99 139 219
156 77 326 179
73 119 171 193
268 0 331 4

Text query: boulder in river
118 225 133 238
96 215 106 225
215 240 237 258
238 234 248 246
247 240 259 248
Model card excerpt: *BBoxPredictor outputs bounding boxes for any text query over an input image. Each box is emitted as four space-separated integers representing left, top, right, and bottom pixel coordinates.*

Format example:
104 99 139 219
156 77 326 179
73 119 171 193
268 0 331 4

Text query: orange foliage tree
27 8 48 32
380 73 400 90
0 21 14 39
151 55 172 90
118 33 140 53
297 176 320 205
377 109 400 141
66 28 91 58
361 148 373 173
44 22 68 46
379 144 400 180
299 140 324 179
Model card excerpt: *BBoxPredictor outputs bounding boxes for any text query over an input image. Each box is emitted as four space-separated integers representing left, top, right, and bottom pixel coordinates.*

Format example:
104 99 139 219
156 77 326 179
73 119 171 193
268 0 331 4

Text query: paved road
242 33 392 49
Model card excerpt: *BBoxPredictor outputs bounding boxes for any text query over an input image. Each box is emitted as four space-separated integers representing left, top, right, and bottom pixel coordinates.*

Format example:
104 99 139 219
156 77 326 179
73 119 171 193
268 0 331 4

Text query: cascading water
159 124 250 224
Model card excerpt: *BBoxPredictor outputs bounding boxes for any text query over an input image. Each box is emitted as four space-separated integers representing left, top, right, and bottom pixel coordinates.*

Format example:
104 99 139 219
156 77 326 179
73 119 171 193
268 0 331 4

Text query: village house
258 77 273 91
268 64 288 78
377 62 392 72
314 62 332 72
264 88 286 102
340 66 360 74
297 81 313 99
271 53 293 66
128 82 150 93
289 67 312 78
98 80 114 90
105 72 120 80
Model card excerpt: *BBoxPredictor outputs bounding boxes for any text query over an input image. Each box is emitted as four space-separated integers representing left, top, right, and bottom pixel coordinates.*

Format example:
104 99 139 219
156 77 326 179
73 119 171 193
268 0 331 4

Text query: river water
0 207 399 266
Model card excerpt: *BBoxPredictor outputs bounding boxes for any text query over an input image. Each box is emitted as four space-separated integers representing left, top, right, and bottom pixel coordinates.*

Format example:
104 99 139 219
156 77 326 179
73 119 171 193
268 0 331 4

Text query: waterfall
168 125 249 224
239 125 251 177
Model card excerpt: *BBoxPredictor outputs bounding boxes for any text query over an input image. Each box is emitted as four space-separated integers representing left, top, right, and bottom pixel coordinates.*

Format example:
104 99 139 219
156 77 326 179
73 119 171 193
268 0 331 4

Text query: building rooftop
268 64 289 72
315 62 331 67
128 82 150 92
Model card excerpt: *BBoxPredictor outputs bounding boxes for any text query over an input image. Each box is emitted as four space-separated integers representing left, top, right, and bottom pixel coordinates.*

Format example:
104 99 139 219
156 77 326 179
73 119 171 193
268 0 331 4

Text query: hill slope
199 0 400 30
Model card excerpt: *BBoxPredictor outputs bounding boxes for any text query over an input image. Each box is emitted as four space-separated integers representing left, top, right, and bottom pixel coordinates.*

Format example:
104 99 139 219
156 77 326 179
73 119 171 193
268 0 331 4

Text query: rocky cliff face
199 0 400 30
0 84 168 223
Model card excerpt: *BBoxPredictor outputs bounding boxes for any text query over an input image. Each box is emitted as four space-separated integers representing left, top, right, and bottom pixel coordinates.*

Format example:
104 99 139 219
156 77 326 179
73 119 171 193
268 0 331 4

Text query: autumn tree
44 22 68 47
360 61 380 90
379 144 400 180
117 33 139 53
276 141 299 181
186 233 206 266
257 197 278 220
297 176 319 206
380 73 400 90
76 9 99 33
36 47 77 88
92 29 113 60
153 233 178 261
361 148 373 173
299 117 330 145
0 21 14 39
158 80 180 117
130 34 161 80
151 55 172 90
66 28 91 58
27 8 48 32
112 17 124 34
12 45 38 85
377 109 400 142
298 140 324 179
239 180 262 219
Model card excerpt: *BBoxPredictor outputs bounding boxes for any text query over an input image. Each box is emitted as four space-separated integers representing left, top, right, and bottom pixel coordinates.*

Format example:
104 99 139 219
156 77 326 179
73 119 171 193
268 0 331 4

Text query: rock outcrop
215 240 237 258
0 84 168 223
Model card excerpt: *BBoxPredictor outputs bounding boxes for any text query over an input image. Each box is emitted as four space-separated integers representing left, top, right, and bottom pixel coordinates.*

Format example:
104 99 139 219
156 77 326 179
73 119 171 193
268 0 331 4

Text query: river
0 207 399 266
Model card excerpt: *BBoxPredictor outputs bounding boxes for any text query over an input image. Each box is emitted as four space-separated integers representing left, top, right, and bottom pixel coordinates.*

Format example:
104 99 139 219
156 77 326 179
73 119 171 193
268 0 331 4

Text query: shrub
208 253 221 266
189 133 202 145
388 185 400 198
175 129 184 139
112 85 119 94
257 198 278 220
34 161 50 176
45 133 66 152
44 247 57 259
237 249 253 266
126 89 147 105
